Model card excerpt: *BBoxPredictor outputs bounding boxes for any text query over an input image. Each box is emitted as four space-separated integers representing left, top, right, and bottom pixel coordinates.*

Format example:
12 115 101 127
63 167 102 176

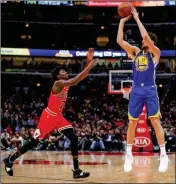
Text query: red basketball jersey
47 86 69 114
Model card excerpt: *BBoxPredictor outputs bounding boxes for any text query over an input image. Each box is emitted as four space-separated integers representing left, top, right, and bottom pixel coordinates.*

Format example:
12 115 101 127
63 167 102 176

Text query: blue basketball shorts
128 85 160 120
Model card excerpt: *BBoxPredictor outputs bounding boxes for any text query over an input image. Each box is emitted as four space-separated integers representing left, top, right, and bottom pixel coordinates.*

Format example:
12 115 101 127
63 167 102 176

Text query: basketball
118 3 132 18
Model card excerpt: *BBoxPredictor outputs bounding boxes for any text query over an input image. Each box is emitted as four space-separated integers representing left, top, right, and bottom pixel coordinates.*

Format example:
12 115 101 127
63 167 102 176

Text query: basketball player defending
4 48 97 178
117 7 169 172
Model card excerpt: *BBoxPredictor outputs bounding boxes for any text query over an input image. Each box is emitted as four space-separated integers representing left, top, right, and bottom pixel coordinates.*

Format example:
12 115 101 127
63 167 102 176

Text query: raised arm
84 48 95 68
52 49 96 94
131 6 161 61
117 15 140 57
55 59 96 88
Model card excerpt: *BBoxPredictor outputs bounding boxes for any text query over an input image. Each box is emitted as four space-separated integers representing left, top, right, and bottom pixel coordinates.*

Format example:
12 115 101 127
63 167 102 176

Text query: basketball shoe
73 169 90 178
158 155 169 172
124 154 134 172
4 156 13 176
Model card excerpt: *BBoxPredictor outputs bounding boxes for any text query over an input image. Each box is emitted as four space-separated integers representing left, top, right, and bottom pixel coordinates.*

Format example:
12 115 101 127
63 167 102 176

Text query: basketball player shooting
117 6 169 173
4 48 97 179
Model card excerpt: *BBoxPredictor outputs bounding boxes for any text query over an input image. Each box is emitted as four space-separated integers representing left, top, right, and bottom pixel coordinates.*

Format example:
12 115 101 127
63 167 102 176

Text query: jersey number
60 100 66 110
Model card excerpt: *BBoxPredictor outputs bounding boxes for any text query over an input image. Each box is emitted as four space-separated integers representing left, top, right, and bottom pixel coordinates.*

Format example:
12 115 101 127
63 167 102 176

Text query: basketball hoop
121 87 131 100
108 70 133 95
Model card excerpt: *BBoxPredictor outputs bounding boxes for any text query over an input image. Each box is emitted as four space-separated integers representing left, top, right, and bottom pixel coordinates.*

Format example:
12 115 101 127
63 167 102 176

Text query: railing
3 20 176 27
1 71 176 78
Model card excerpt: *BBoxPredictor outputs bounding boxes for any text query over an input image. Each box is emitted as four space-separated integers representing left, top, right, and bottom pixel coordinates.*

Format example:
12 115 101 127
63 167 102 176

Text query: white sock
126 144 133 155
160 144 166 156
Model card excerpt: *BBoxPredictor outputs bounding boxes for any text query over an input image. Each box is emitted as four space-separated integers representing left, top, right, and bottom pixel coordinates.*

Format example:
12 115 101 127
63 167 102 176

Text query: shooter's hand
120 15 132 23
131 6 139 20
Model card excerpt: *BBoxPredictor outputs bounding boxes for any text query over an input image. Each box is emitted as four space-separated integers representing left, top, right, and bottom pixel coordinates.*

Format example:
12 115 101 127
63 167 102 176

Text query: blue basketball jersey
132 51 158 86
128 50 160 120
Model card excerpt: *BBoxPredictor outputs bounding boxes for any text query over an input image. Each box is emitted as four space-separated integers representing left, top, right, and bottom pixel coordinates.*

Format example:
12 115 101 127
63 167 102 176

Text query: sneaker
4 156 13 176
124 154 134 172
158 155 169 173
73 169 90 179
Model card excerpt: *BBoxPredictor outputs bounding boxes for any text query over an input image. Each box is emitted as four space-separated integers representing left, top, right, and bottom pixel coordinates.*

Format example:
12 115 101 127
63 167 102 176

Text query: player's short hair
51 66 62 81
148 32 158 45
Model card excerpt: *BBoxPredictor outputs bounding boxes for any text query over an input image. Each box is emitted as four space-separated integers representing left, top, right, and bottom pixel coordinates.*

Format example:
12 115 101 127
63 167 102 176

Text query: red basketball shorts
33 108 73 139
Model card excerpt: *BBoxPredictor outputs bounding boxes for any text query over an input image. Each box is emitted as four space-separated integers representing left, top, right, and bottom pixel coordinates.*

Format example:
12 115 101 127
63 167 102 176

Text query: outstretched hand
131 6 139 20
87 48 94 62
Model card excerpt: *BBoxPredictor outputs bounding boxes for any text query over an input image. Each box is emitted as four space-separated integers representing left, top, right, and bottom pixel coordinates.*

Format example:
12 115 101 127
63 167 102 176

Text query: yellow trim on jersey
128 113 139 120
148 110 161 119
149 51 158 64
136 50 141 56
132 50 141 61
149 51 153 58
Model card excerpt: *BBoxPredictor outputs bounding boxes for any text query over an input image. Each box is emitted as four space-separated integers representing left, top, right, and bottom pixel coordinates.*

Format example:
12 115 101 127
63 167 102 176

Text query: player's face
141 40 148 50
142 39 155 50
59 69 68 79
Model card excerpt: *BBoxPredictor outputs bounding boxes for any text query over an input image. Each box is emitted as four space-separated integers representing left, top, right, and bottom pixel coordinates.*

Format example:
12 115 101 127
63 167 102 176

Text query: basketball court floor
1 151 175 183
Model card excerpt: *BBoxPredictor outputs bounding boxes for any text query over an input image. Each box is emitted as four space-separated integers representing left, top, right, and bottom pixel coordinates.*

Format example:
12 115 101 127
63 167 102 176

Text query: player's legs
3 137 38 176
124 119 137 172
57 116 90 178
124 87 144 172
127 87 144 153
150 117 165 149
145 88 169 172
126 120 138 151
4 109 57 176
145 88 165 146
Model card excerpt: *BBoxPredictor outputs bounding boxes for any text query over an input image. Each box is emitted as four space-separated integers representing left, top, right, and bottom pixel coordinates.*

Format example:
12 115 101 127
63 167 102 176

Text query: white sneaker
158 155 169 172
124 154 134 172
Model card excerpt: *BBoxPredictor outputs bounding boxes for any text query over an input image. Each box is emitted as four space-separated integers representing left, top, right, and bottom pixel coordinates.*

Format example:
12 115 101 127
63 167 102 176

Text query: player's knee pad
70 133 78 146
20 137 38 154
30 137 39 147
61 128 78 156
61 128 77 142
70 133 78 156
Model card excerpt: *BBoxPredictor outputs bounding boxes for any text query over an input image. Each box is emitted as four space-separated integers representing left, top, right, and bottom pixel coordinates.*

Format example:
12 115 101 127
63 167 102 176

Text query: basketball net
121 87 132 100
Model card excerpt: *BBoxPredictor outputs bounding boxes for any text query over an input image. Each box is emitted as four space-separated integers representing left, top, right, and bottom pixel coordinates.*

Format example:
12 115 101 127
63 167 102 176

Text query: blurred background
1 1 176 152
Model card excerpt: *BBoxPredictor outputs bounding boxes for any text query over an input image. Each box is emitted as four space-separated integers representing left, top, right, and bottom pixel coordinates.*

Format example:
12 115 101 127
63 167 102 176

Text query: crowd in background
1 58 118 73
2 57 175 74
1 75 176 152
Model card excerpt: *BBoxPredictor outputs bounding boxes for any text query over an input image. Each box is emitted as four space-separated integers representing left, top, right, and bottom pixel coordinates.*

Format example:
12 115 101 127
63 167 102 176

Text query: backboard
108 70 133 94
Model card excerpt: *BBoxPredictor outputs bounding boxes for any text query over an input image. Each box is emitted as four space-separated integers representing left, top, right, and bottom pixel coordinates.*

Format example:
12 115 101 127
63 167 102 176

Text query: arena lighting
25 23 29 28
36 83 41 87
2 1 176 6
101 26 105 30
87 0 167 7
159 84 163 88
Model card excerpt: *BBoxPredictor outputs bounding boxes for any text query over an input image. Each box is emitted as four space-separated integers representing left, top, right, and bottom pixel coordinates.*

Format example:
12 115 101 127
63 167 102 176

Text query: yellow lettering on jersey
135 55 149 71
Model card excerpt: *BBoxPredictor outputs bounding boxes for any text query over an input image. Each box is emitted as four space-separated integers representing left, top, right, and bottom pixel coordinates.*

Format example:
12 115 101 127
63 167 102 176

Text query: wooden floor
1 151 175 183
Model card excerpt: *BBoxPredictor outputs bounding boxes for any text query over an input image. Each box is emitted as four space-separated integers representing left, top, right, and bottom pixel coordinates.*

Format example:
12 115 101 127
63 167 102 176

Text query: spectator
63 136 71 150
11 132 24 150
1 129 11 150
27 116 35 128
90 131 105 151
114 128 123 151
46 129 59 150
104 130 115 151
